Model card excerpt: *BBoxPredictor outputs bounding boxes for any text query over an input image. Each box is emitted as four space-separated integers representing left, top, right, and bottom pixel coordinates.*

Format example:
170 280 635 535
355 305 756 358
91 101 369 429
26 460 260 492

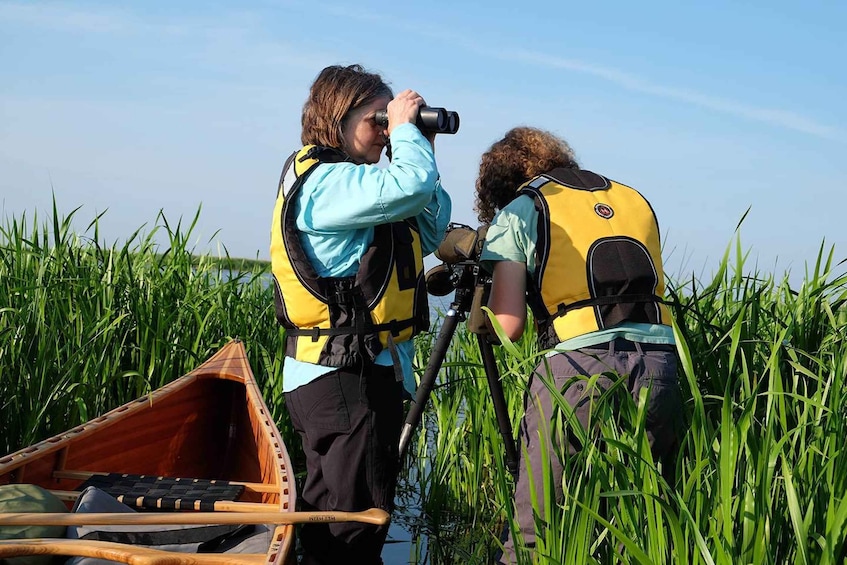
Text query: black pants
284 363 403 565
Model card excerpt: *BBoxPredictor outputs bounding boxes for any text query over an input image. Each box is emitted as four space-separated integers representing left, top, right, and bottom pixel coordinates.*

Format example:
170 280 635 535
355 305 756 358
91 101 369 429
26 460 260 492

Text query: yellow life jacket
518 168 671 348
270 145 429 368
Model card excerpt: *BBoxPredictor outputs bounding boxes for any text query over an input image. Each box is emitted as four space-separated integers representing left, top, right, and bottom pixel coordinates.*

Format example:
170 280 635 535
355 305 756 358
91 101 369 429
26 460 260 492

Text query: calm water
384 522 423 564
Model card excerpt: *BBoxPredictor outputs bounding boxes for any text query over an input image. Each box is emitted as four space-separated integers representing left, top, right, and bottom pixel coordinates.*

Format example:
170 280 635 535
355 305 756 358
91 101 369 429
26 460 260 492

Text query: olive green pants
498 338 684 564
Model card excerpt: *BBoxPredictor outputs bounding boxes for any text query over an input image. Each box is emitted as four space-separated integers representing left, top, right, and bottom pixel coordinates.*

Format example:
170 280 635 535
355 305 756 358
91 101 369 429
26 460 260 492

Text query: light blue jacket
282 123 452 394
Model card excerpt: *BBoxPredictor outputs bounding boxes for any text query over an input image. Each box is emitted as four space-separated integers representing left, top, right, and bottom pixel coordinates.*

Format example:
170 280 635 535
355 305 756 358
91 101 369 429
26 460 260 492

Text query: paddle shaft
0 508 389 527
0 539 266 565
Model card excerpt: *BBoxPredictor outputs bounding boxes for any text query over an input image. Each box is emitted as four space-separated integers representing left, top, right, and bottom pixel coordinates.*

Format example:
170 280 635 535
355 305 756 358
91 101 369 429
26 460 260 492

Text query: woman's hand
386 89 424 136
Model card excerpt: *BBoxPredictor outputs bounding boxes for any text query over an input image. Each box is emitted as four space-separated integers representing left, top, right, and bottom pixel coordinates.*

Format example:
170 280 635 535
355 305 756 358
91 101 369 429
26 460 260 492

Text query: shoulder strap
277 151 298 196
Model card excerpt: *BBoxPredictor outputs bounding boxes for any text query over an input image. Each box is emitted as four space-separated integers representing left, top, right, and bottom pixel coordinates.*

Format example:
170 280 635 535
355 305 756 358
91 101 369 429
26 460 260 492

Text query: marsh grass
404 235 847 563
3 206 847 564
0 203 288 453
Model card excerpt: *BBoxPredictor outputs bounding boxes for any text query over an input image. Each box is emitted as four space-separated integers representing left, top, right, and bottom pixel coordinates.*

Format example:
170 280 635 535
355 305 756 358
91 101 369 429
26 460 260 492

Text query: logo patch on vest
594 203 614 219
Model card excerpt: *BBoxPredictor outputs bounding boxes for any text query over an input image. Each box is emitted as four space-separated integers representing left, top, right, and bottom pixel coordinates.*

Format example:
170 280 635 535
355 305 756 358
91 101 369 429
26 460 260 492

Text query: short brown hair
300 64 393 149
474 126 578 224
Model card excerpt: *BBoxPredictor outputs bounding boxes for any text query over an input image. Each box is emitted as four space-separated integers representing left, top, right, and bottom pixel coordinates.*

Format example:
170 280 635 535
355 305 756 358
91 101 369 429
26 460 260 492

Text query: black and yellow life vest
519 168 671 349
270 145 429 368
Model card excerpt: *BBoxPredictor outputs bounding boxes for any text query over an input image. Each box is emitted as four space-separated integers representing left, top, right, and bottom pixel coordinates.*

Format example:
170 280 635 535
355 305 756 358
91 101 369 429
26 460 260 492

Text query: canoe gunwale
0 340 297 565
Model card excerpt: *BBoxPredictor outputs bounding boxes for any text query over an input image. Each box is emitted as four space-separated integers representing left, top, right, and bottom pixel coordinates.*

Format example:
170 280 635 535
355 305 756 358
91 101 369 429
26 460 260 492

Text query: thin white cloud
0 1 261 39
0 1 134 33
0 1 336 75
3 1 842 142
309 4 845 143
497 49 843 141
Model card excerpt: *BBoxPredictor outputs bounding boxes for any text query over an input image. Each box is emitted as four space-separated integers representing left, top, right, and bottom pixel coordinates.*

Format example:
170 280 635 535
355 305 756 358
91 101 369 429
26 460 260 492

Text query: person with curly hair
475 127 683 564
270 64 451 564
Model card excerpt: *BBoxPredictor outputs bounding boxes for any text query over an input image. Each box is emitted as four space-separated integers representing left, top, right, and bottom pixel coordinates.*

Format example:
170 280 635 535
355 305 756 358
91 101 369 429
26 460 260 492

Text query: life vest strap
286 318 418 342
554 293 667 318
287 326 362 342
373 318 417 337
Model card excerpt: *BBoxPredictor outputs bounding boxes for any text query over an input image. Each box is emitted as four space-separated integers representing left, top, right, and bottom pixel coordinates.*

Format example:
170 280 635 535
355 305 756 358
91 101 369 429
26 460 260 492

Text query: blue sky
1 0 845 283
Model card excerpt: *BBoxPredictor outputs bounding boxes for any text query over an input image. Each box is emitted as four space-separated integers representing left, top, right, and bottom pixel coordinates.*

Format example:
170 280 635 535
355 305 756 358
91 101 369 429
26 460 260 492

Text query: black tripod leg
477 335 519 476
398 306 462 461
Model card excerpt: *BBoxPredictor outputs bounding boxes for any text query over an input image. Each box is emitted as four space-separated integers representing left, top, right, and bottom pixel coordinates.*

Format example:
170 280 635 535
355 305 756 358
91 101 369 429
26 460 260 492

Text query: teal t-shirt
478 194 674 352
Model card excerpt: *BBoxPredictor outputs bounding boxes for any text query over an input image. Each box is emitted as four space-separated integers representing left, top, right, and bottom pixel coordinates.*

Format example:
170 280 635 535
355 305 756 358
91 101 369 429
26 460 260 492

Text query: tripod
398 275 519 477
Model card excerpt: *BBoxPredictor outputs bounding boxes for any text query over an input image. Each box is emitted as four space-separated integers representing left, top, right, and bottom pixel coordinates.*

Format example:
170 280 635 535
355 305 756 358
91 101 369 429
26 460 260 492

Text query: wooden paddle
0 538 266 564
0 507 390 527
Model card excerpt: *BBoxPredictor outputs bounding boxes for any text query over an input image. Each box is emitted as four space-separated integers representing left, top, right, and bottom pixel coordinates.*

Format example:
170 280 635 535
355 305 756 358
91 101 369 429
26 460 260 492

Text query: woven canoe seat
77 473 244 511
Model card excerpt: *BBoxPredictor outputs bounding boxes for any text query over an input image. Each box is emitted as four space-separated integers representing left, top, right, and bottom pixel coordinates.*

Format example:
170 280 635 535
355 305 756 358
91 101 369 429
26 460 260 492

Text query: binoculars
374 106 460 135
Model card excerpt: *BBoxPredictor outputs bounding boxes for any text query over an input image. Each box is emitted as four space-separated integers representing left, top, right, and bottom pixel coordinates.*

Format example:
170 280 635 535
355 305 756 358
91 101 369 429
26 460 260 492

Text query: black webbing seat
77 473 244 511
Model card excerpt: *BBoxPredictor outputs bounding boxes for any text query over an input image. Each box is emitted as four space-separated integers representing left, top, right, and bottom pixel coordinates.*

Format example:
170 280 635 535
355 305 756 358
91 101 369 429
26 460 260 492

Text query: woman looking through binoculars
269 64 451 564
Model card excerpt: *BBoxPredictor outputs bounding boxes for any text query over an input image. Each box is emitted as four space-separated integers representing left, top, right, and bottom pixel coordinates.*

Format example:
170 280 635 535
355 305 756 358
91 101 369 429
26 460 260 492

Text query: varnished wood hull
0 340 296 564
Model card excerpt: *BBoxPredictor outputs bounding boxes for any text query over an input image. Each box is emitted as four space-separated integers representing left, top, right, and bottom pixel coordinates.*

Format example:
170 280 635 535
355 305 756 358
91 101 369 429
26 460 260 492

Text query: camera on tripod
400 221 519 476
423 222 494 338
374 106 460 135
425 223 488 297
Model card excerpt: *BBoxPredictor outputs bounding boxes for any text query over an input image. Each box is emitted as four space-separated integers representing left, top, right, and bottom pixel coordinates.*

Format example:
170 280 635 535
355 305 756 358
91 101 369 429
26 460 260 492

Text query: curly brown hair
474 127 578 224
301 64 393 149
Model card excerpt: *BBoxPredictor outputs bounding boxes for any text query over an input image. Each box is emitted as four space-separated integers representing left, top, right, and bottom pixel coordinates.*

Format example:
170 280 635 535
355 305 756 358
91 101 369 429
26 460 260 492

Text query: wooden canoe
0 339 297 564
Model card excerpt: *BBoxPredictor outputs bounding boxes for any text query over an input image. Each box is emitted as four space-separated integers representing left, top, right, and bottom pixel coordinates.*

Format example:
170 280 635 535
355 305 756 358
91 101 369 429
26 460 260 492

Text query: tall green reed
404 233 847 564
0 203 287 454
4 204 847 564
